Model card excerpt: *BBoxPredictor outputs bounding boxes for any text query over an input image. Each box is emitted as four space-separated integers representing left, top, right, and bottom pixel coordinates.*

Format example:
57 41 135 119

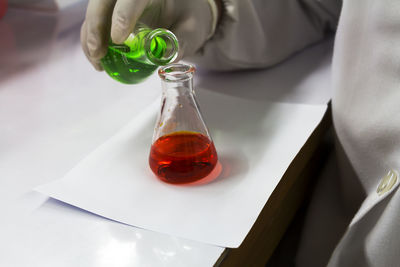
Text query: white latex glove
81 0 217 70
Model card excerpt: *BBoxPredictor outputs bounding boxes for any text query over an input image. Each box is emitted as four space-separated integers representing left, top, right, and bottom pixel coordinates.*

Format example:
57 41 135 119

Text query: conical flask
149 63 218 184
101 24 179 84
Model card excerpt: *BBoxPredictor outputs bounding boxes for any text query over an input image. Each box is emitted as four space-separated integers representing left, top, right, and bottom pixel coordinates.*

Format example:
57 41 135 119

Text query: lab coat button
377 169 398 196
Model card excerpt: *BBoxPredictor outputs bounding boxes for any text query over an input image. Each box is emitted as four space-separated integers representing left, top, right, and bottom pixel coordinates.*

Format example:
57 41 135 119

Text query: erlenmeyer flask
149 64 218 184
101 24 179 84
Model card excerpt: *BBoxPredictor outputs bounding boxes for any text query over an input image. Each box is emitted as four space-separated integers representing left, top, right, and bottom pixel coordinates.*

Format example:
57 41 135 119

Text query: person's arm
81 0 218 70
80 0 341 71
326 0 400 264
189 0 342 70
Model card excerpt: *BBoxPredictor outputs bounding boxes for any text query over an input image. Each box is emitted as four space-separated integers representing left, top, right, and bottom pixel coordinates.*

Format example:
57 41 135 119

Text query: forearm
188 0 342 71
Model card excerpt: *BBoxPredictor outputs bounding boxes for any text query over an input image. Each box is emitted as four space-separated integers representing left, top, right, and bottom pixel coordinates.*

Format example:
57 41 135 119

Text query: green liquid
101 30 174 84
101 47 158 84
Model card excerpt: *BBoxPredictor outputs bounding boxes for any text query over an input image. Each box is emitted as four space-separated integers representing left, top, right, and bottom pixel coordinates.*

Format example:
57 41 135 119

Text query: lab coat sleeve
326 0 400 265
188 0 342 71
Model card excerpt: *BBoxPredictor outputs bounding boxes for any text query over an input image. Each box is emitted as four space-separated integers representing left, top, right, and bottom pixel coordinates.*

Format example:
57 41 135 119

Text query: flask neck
154 64 211 141
159 64 195 95
160 77 194 98
144 28 179 65
122 25 178 66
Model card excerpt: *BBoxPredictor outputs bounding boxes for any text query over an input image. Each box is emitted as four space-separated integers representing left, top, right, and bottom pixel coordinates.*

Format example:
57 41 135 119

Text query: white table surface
0 7 332 267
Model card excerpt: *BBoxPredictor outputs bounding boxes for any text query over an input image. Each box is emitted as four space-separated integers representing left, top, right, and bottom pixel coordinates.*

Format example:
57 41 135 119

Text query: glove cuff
206 0 219 40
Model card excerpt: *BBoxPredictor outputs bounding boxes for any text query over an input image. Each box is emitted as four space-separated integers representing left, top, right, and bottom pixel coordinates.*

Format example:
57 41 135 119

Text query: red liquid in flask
149 131 218 184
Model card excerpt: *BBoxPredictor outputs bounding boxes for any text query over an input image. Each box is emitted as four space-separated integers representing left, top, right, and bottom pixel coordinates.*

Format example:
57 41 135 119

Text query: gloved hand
81 0 218 70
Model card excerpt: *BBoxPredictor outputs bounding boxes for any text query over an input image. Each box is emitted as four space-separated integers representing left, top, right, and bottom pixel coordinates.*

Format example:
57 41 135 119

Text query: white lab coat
190 0 400 266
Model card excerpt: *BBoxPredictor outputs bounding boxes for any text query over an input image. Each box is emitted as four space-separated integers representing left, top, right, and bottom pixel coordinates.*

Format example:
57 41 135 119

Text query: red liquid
149 131 218 184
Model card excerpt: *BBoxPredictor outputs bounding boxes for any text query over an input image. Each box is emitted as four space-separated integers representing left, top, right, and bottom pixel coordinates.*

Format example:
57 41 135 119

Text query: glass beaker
149 64 218 184
101 24 179 84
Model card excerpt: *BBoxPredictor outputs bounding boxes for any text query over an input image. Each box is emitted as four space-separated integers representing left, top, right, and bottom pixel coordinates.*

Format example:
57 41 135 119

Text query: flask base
149 131 218 184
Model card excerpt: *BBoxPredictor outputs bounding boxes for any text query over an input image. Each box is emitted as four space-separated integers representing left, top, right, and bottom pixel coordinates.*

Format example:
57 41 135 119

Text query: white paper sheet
36 89 327 248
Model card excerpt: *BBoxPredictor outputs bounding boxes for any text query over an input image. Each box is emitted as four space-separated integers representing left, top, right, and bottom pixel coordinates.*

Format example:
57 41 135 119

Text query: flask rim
158 63 196 82
145 28 179 65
